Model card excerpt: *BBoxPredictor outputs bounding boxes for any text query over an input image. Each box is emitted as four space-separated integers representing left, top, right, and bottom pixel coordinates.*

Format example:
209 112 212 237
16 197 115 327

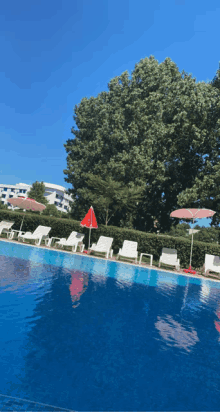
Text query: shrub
0 209 219 269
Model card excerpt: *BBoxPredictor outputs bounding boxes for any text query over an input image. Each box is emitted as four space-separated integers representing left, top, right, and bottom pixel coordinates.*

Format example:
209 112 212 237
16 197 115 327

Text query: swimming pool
1 240 220 411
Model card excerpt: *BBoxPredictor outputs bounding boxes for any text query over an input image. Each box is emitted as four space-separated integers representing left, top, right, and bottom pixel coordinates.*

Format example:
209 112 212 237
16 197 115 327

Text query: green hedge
0 209 84 240
0 210 220 269
97 225 220 268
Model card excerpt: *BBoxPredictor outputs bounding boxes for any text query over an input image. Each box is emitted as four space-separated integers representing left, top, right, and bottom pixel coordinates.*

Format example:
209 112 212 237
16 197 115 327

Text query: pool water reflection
1 240 220 410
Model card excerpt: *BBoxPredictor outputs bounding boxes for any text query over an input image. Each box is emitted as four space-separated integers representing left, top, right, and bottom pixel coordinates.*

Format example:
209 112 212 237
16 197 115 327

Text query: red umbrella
7 197 46 231
80 206 98 249
170 208 216 274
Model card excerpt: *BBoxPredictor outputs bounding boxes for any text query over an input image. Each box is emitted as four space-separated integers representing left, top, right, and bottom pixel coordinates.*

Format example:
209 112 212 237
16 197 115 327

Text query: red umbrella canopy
170 208 216 220
80 206 98 229
7 197 46 212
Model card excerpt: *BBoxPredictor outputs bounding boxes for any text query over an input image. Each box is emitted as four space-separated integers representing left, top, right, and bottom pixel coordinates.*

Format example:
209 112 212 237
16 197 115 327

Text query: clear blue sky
1 0 219 227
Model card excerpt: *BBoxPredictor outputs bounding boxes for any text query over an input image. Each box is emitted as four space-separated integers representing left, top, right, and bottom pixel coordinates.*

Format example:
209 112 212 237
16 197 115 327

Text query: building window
54 201 58 206
9 195 13 198
11 189 15 192
23 190 26 193
19 189 22 193
1 194 6 198
56 194 59 199
4 188 7 191
64 206 68 210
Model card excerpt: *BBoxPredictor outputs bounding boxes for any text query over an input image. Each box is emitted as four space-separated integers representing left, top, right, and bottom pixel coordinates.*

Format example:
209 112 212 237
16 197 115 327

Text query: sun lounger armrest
45 237 61 247
19 232 32 238
56 238 66 243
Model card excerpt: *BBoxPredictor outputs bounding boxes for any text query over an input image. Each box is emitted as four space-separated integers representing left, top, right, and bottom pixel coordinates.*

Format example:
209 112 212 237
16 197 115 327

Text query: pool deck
0 236 219 283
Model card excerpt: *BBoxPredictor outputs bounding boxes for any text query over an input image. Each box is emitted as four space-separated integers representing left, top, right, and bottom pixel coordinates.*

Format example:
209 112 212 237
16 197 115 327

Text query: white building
0 182 73 213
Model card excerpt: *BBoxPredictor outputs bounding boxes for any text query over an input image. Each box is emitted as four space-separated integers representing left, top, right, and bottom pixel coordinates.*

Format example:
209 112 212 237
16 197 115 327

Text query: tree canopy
0 197 8 210
42 204 60 217
76 173 144 226
193 226 220 244
164 222 191 238
64 56 220 232
27 181 49 206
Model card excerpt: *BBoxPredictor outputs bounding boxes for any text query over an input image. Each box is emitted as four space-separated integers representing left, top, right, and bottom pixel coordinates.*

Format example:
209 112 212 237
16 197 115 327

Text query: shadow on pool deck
0 394 75 412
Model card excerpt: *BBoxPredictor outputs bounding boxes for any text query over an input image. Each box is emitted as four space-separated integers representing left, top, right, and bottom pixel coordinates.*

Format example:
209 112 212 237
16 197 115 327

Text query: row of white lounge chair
0 220 220 276
0 221 137 261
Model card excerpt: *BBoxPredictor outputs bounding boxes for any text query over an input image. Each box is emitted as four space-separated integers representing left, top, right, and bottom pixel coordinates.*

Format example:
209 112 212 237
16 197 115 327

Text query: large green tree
27 181 49 206
64 56 220 232
210 63 220 90
75 173 144 226
176 65 220 226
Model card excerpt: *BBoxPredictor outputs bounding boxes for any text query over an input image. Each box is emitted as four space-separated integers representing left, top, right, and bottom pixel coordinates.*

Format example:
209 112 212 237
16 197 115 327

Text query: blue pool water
1 240 220 411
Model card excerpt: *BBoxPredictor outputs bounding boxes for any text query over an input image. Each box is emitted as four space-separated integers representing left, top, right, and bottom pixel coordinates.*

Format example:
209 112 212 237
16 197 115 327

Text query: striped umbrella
7 197 46 231
170 208 216 273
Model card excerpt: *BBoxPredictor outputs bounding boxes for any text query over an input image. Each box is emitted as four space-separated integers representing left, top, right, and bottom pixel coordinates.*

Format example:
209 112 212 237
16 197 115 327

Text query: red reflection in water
214 320 220 333
69 271 88 308
214 309 220 333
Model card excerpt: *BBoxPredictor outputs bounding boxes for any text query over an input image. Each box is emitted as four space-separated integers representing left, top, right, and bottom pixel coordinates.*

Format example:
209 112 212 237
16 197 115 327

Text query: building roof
44 182 68 192
0 182 69 192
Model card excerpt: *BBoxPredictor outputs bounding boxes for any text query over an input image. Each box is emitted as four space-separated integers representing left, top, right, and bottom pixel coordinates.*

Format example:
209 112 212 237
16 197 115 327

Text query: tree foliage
210 63 220 90
177 65 220 226
27 181 49 206
42 204 60 217
193 226 220 244
164 222 191 237
77 173 144 226
0 197 8 210
64 56 220 232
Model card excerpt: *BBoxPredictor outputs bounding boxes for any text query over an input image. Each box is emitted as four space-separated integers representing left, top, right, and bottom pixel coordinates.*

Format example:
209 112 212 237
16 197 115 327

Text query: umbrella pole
88 228 91 249
189 218 194 268
19 213 25 232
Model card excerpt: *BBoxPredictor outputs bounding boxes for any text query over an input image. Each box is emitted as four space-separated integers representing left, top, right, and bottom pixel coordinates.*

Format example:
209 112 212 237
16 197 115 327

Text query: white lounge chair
18 225 51 246
89 236 113 259
117 240 138 263
204 254 220 276
46 231 85 252
0 220 14 236
159 248 180 270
